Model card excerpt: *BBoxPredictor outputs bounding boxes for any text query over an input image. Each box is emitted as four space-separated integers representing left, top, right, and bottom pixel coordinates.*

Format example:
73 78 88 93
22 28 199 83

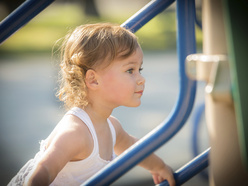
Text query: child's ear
85 69 99 89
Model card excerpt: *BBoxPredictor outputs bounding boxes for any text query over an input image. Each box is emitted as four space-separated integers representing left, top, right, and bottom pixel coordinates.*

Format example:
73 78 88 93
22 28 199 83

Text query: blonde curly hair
57 23 140 109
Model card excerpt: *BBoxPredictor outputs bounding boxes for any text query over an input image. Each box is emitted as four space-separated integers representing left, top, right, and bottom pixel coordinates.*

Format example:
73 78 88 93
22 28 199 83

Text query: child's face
97 47 145 108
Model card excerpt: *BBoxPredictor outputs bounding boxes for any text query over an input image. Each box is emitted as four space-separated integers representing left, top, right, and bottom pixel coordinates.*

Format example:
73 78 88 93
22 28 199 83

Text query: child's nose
137 74 145 85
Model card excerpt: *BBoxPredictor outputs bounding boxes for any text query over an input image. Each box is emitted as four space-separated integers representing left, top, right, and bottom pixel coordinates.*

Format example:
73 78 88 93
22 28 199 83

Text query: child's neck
84 104 113 126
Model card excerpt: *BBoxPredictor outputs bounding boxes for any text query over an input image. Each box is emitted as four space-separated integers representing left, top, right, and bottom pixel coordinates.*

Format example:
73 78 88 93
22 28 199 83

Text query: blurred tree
83 0 99 17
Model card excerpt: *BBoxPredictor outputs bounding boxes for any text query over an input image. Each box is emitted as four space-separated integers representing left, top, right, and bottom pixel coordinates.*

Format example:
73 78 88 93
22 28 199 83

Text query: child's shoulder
45 114 94 159
47 114 93 148
59 114 92 136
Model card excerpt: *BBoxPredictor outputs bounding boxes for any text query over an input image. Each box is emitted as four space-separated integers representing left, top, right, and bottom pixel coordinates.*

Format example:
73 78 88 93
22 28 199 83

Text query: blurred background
0 0 208 185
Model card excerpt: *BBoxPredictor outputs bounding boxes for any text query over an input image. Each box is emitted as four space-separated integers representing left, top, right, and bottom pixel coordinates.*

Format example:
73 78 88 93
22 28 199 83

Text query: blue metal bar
83 0 197 185
121 0 175 32
191 103 208 180
159 148 210 186
0 0 54 44
192 103 205 157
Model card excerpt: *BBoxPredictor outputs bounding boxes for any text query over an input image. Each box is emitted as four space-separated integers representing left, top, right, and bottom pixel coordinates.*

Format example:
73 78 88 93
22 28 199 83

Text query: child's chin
129 102 142 107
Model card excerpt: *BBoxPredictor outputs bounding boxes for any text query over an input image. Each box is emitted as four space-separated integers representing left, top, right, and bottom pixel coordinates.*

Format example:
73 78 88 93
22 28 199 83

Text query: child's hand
150 163 175 186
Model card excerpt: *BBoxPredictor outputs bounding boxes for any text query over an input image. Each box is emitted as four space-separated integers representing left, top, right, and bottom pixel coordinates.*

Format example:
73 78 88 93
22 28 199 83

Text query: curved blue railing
0 0 54 44
160 147 210 186
121 0 175 32
83 0 197 185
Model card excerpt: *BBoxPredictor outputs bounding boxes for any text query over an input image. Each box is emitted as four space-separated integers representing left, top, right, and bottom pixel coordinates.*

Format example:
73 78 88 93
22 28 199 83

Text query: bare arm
24 115 92 186
24 163 51 186
137 149 175 185
109 116 175 186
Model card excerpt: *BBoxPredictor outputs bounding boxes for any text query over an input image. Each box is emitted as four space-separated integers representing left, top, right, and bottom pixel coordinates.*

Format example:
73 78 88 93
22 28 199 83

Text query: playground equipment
1 0 248 185
186 0 248 185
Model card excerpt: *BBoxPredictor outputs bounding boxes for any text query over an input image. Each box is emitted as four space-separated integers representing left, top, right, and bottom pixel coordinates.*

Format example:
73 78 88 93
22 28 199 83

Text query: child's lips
135 90 144 95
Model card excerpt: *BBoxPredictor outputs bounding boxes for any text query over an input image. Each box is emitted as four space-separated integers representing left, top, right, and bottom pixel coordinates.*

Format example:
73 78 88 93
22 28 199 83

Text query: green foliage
0 3 202 54
136 12 177 51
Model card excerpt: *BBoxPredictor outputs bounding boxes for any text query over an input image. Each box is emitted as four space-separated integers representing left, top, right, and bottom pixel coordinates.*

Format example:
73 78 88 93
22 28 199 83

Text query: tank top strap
107 118 116 147
65 107 99 154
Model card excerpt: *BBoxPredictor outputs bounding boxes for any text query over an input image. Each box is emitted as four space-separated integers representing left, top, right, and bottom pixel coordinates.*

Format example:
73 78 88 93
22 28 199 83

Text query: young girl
9 23 175 186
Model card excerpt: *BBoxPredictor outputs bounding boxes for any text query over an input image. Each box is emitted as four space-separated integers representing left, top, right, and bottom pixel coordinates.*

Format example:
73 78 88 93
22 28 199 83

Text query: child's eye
139 67 143 73
127 68 134 74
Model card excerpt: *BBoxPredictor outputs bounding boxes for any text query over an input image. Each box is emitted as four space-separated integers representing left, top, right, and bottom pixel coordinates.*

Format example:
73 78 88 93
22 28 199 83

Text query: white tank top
50 107 116 186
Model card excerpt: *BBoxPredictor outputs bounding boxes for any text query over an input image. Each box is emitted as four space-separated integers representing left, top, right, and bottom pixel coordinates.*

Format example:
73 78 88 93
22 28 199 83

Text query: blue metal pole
192 103 205 157
121 0 175 32
191 103 209 180
0 0 54 44
83 0 197 185
159 148 210 186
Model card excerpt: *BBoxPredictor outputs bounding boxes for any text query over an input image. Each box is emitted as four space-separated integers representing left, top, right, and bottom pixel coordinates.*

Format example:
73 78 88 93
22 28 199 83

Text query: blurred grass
0 3 202 55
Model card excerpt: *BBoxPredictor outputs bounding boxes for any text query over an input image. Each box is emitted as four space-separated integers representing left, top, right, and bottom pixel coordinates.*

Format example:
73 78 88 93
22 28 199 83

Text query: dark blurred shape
1 0 25 13
1 0 99 18
84 0 99 17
